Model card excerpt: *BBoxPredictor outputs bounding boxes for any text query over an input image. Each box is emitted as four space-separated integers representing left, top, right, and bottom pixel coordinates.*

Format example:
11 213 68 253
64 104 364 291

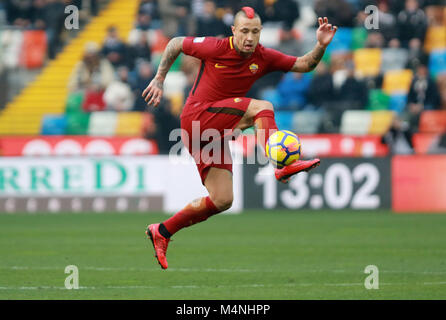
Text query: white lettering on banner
0 156 243 213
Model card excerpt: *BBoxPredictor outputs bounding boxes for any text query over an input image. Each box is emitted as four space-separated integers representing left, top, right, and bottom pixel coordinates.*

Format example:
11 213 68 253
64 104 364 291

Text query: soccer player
142 7 337 269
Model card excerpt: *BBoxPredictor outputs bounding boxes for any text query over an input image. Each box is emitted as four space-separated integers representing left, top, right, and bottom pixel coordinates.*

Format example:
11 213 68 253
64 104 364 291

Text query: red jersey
182 36 297 103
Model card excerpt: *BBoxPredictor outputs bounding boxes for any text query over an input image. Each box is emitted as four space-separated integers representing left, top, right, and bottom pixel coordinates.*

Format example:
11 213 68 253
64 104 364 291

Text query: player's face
231 16 262 54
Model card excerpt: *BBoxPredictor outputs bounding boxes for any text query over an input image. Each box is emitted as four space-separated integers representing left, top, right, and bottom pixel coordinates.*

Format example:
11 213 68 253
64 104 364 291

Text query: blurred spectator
5 0 33 27
158 0 192 37
392 0 428 50
195 0 226 37
262 0 300 31
406 63 441 128
68 42 115 92
307 62 335 109
365 32 386 48
376 1 398 45
145 98 181 154
336 64 369 109
277 72 312 110
37 0 65 59
132 61 155 111
135 13 153 31
314 0 355 27
139 0 160 20
382 116 414 154
104 66 135 112
101 25 128 68
277 29 302 57
126 32 151 70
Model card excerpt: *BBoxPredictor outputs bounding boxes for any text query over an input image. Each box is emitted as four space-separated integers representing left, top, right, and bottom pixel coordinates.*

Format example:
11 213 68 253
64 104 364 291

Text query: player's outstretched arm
291 17 337 73
142 36 185 107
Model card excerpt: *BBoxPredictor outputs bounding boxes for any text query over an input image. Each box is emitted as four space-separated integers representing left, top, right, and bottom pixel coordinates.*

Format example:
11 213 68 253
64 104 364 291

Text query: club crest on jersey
249 63 259 74
234 98 242 103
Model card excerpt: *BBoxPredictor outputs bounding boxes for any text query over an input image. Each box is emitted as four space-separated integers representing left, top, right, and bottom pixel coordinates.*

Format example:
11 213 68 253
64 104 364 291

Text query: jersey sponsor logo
193 37 205 43
249 63 259 74
234 98 242 103
214 63 228 69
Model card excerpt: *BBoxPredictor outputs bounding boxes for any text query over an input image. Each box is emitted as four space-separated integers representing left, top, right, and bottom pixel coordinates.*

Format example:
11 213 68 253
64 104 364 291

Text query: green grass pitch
0 210 445 299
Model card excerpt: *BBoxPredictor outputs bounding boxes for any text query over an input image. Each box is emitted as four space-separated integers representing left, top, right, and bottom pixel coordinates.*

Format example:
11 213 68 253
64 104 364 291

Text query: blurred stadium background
1 0 446 299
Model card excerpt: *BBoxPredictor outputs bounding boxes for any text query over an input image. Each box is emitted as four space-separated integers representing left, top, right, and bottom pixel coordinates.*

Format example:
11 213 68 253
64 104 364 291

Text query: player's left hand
316 17 338 49
142 76 164 108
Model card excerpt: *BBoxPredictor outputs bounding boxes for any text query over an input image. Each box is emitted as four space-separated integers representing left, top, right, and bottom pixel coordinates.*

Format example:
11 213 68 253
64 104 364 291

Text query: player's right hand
142 76 164 107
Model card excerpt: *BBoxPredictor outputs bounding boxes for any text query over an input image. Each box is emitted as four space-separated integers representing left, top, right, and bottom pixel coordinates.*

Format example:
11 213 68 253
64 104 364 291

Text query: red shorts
181 97 252 184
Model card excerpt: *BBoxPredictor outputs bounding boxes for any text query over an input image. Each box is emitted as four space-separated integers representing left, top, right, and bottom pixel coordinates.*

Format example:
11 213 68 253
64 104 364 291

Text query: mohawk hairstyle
241 6 255 19
234 6 261 25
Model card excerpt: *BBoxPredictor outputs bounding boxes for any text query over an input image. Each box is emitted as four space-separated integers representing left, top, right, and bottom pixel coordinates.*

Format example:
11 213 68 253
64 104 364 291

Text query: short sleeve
264 48 297 73
182 37 224 60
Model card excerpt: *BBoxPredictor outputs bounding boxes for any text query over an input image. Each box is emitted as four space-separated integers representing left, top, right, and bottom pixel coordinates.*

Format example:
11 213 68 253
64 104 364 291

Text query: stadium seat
292 111 322 134
351 27 368 50
428 49 446 78
88 111 118 136
326 28 352 54
353 48 381 77
1 29 23 69
381 48 409 73
275 111 295 131
40 114 67 135
65 112 90 135
413 133 439 154
382 69 413 95
340 110 371 135
65 92 84 114
419 110 446 133
368 111 394 135
20 30 47 69
367 89 390 111
115 112 144 136
424 26 446 53
389 94 408 114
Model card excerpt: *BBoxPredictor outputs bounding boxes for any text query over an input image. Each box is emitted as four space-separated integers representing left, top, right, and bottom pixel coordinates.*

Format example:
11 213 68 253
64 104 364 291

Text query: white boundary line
2 266 446 275
1 281 446 291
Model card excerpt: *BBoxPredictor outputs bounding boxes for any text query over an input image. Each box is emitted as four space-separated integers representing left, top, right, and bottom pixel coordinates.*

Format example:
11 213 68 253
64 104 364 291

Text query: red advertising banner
0 136 159 156
392 155 446 213
234 134 388 158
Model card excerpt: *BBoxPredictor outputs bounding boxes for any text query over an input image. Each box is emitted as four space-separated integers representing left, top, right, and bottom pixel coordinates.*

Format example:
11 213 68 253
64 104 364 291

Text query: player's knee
250 100 274 116
211 194 233 211
259 100 274 111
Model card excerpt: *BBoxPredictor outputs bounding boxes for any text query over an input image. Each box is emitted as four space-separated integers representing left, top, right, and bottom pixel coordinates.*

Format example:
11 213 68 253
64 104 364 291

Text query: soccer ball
266 130 302 168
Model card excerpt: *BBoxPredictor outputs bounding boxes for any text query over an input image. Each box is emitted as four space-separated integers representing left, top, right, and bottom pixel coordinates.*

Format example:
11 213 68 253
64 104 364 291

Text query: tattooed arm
142 37 185 107
291 43 326 73
291 17 337 73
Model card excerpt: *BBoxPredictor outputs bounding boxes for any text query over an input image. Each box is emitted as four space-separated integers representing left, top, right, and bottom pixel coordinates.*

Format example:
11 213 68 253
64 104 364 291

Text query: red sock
254 109 278 153
162 196 221 236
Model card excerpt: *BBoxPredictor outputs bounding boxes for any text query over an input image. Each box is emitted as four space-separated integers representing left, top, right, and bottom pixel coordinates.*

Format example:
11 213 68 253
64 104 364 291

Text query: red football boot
275 158 321 183
146 224 170 270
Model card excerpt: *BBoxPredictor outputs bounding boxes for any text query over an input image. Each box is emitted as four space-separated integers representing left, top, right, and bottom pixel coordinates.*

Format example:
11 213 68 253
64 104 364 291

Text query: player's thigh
236 99 274 130
204 167 234 210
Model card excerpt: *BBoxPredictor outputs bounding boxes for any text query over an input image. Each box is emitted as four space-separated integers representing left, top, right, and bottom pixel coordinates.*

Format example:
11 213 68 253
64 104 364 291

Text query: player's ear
231 25 235 35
